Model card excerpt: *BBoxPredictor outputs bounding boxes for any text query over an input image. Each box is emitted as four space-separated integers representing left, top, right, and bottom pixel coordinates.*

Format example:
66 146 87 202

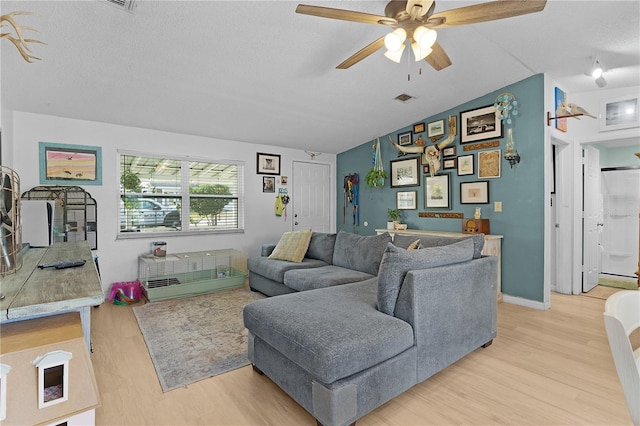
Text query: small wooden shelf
547 111 584 126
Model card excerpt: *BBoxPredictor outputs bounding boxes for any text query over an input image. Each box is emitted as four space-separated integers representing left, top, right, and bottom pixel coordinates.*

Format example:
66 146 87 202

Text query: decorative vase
387 221 395 230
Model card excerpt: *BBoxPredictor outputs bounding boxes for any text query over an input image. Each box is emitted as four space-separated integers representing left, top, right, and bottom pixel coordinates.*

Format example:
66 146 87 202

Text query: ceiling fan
296 0 547 70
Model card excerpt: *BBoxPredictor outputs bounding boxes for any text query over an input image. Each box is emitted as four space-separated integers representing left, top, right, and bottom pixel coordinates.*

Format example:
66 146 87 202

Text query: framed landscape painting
425 173 451 209
39 142 102 185
460 105 502 143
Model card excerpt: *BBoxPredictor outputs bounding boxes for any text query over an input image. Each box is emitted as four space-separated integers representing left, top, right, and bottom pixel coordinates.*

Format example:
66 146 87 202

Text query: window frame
117 150 244 239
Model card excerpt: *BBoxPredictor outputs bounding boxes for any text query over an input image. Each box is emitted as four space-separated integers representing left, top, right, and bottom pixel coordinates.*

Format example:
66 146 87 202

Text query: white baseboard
502 294 550 310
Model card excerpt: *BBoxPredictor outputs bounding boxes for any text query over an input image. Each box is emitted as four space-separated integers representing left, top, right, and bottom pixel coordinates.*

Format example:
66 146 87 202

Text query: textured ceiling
2 1 639 154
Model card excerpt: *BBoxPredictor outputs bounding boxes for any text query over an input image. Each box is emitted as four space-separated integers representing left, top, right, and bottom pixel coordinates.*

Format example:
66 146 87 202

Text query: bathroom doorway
600 167 640 285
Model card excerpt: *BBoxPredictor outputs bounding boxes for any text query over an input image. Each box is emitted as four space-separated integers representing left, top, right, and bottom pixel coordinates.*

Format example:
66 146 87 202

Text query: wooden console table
0 241 104 350
376 229 503 301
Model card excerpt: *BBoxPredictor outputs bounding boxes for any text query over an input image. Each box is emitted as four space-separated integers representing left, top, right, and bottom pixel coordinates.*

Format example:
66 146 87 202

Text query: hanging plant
366 138 387 188
365 168 388 187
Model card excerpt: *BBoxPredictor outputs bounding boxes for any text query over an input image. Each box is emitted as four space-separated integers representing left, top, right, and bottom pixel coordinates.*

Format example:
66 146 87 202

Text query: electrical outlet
494 201 502 212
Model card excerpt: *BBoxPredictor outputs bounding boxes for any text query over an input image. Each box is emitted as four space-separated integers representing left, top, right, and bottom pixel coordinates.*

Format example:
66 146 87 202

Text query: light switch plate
494 201 502 212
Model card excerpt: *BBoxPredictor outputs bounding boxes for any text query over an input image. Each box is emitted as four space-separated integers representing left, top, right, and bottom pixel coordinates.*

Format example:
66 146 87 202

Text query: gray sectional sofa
248 231 393 296
244 231 498 426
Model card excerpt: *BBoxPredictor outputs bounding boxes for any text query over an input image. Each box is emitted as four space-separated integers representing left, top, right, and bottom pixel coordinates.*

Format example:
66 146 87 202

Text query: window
119 152 244 237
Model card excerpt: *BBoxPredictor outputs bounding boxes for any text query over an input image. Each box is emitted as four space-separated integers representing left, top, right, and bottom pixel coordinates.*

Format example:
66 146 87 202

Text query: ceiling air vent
394 93 414 103
101 0 137 12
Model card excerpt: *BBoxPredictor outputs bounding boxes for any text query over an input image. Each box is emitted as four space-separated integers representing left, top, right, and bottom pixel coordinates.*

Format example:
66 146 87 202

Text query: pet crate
138 249 247 301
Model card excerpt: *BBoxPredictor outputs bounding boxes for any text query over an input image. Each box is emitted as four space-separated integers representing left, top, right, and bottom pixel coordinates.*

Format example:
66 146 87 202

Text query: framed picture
398 131 413 146
460 181 490 204
396 191 417 210
425 173 451 209
478 149 501 178
39 142 102 185
554 87 568 132
413 122 425 134
390 157 420 187
600 96 640 131
457 154 474 176
460 105 502 143
427 120 445 138
256 152 281 175
442 146 457 157
423 165 430 174
263 176 275 193
442 158 457 170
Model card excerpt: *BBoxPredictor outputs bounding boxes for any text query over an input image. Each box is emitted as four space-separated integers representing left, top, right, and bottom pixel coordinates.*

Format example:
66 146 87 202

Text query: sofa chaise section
244 239 498 426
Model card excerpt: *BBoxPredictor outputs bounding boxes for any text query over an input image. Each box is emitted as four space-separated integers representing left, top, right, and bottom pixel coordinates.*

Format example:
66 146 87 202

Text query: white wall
569 85 640 142
7 111 337 293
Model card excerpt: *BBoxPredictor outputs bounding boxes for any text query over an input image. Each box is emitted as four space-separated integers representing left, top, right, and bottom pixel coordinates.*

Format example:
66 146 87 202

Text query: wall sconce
494 93 521 168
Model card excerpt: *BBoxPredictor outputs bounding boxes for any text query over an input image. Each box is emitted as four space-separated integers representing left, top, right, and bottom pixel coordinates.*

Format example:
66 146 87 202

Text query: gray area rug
133 288 264 392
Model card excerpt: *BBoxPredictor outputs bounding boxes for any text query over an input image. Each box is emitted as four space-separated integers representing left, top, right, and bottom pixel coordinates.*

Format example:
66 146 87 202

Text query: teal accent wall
337 74 546 302
599 144 640 168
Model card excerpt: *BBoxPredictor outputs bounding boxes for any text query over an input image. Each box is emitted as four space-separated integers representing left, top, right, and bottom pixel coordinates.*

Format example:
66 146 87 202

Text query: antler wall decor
389 115 457 177
1 11 45 62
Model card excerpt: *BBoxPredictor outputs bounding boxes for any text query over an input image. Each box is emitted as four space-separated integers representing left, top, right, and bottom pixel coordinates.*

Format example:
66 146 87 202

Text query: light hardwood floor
90 290 634 425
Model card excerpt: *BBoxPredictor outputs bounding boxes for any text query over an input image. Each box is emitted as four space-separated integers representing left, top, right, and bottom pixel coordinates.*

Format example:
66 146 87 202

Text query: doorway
600 168 640 283
292 161 332 232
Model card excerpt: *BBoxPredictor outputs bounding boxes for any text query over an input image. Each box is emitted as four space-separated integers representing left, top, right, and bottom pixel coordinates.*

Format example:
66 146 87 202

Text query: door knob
294 222 299 225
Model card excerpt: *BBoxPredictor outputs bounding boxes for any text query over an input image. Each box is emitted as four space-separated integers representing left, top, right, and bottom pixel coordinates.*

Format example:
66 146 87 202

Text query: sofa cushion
269 229 313 262
332 231 392 276
377 239 475 315
393 233 485 259
284 265 374 292
243 280 414 384
248 256 328 283
306 232 337 264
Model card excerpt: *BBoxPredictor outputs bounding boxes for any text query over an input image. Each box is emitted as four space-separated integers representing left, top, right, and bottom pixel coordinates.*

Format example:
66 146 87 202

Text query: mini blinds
119 152 244 236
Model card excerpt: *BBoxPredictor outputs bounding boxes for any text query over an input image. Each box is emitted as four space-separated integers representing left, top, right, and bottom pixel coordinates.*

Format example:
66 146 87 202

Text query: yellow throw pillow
268 229 313 263
407 239 422 251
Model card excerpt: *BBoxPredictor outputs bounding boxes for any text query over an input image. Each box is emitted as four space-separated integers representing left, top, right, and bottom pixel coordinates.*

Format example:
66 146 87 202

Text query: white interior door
292 161 331 232
582 145 602 292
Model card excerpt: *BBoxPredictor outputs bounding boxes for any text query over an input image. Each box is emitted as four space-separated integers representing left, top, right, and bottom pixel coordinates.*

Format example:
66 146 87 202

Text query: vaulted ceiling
2 1 639 154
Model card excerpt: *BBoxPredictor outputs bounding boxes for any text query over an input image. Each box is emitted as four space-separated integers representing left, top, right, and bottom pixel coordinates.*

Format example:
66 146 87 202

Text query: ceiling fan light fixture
413 26 437 49
384 44 405 63
411 41 432 61
595 75 607 88
384 28 407 52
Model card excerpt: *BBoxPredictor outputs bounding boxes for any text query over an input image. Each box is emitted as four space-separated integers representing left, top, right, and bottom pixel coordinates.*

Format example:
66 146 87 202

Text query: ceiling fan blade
406 0 435 18
428 0 547 28
336 36 386 69
296 4 396 25
424 41 452 71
